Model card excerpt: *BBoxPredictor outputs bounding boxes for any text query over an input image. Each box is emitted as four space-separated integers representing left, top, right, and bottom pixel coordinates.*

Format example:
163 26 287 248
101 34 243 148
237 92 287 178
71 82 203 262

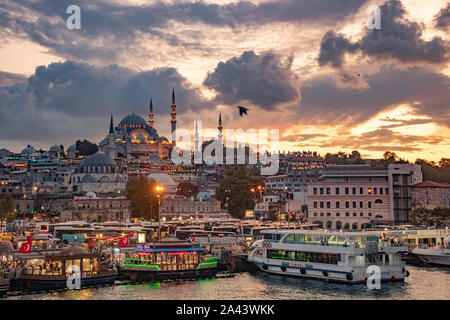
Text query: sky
0 0 449 162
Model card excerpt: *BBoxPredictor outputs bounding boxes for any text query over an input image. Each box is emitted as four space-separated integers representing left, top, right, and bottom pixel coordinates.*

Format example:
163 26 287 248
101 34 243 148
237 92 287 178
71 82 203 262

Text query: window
360 187 363 194
368 188 372 194
327 202 331 208
314 213 318 217
346 201 349 208
368 212 372 217
320 188 324 195
352 201 356 208
336 212 340 217
313 188 317 195
320 212 324 217
336 202 340 208
327 212 331 217
313 201 317 209
360 201 363 208
368 201 372 208
374 188 377 195
345 212 350 217
380 188 383 195
385 188 389 195
326 188 330 195
320 201 324 208
375 199 383 204
360 212 363 217
353 212 357 217
345 187 349 195
352 187 356 195
335 188 340 195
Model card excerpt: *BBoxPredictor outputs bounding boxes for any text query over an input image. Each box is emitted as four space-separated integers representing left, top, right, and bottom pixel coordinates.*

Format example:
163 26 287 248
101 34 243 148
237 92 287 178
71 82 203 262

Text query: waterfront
5 265 450 300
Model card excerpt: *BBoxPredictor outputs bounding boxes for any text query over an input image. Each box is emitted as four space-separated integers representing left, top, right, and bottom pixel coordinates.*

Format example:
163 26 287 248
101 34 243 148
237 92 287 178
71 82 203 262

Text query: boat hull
126 268 217 283
248 257 406 284
20 273 117 292
412 249 450 267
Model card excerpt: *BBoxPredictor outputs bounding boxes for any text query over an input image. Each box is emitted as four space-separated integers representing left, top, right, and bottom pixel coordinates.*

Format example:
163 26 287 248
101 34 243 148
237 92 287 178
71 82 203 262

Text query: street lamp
155 185 165 241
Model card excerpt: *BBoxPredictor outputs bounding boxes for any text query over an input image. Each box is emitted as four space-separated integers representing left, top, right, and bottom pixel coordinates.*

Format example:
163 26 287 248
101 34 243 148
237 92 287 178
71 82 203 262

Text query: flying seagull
237 106 249 116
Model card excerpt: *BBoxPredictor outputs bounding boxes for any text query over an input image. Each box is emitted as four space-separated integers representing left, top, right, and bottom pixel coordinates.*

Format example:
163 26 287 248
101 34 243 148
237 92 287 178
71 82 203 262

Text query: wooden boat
122 240 217 283
19 244 117 291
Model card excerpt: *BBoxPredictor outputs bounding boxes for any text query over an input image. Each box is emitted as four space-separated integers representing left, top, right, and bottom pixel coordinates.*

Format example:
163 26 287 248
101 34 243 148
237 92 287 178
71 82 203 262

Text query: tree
383 151 398 161
76 140 98 156
125 176 159 220
0 193 15 222
415 159 450 183
216 165 265 219
176 181 199 198
266 209 279 222
410 208 450 228
439 158 450 168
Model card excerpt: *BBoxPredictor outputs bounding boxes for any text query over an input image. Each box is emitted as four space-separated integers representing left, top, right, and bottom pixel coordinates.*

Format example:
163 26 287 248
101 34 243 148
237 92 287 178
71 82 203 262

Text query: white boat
247 229 409 284
412 236 450 266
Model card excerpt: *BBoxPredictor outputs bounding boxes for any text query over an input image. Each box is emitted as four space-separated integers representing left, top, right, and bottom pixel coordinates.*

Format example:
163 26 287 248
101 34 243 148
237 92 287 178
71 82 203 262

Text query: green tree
0 193 15 222
176 181 199 198
383 151 398 161
125 176 159 220
76 140 99 156
266 209 279 222
216 165 265 219
410 208 450 228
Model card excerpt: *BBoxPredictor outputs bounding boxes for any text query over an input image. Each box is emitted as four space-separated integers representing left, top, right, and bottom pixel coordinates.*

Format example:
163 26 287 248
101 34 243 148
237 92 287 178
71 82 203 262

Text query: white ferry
247 229 409 284
412 236 450 266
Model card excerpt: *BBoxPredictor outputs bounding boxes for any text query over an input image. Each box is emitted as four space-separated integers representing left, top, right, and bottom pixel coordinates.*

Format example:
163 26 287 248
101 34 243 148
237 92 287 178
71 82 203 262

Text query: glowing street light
155 185 165 241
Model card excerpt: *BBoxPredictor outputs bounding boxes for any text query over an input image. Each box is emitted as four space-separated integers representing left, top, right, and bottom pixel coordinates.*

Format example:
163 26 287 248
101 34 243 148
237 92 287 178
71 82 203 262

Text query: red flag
27 235 34 242
88 241 96 249
18 241 32 254
128 231 134 237
118 235 129 248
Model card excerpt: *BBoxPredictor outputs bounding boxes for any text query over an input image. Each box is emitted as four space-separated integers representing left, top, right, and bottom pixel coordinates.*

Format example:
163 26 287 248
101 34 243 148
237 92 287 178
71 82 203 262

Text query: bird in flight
237 106 249 116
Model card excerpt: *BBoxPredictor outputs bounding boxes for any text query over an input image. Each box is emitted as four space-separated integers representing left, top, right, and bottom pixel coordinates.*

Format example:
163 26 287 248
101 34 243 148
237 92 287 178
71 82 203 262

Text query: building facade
411 181 450 209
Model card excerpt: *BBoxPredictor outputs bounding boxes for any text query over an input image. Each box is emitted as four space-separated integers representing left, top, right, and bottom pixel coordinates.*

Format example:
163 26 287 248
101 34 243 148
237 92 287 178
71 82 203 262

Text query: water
5 265 450 300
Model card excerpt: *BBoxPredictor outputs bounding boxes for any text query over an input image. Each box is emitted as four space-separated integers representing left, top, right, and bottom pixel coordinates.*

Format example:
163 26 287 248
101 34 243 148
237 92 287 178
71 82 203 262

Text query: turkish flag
19 241 32 254
118 235 129 248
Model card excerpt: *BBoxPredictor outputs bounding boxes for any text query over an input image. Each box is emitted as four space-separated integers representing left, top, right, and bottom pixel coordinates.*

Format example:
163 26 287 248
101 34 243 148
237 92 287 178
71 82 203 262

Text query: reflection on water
5 265 450 300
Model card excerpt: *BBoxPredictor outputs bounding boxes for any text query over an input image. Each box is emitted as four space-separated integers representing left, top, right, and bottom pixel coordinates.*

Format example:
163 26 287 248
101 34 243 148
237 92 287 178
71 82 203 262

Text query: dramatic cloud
318 31 360 68
204 51 300 110
434 3 450 30
0 0 369 62
318 0 449 68
294 64 450 126
0 61 212 145
0 71 27 86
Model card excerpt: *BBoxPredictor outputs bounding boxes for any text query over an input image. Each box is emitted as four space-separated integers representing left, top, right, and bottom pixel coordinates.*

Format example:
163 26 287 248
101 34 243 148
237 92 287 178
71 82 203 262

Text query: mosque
99 90 178 161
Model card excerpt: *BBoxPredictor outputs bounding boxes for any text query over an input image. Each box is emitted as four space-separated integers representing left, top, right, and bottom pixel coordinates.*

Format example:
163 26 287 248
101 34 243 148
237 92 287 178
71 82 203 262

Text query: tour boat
18 244 117 291
412 236 450 266
247 229 409 284
122 240 217 283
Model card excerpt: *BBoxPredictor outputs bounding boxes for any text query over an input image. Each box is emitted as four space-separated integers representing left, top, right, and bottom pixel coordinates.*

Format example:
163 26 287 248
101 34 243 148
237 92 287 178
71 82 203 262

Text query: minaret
109 114 114 135
218 113 223 145
171 88 177 147
149 98 154 127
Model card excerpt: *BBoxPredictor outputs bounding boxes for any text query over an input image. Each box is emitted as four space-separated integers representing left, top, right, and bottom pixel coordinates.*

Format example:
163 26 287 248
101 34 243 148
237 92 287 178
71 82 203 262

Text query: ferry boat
18 244 117 291
122 240 218 283
247 229 409 284
412 236 450 266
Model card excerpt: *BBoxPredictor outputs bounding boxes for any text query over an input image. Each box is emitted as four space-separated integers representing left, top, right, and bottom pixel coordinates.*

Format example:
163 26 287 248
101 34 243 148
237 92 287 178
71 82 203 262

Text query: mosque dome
49 144 61 152
81 152 116 167
149 152 162 162
21 145 36 155
118 114 148 128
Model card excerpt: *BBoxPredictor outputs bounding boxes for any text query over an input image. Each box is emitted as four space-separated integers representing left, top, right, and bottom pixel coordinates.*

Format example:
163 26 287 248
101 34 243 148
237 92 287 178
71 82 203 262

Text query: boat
122 240 218 283
412 236 450 266
18 244 117 291
247 229 409 284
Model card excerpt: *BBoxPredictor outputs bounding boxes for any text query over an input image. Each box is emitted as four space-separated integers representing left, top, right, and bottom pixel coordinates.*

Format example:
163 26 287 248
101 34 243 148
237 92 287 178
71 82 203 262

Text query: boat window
294 234 304 242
